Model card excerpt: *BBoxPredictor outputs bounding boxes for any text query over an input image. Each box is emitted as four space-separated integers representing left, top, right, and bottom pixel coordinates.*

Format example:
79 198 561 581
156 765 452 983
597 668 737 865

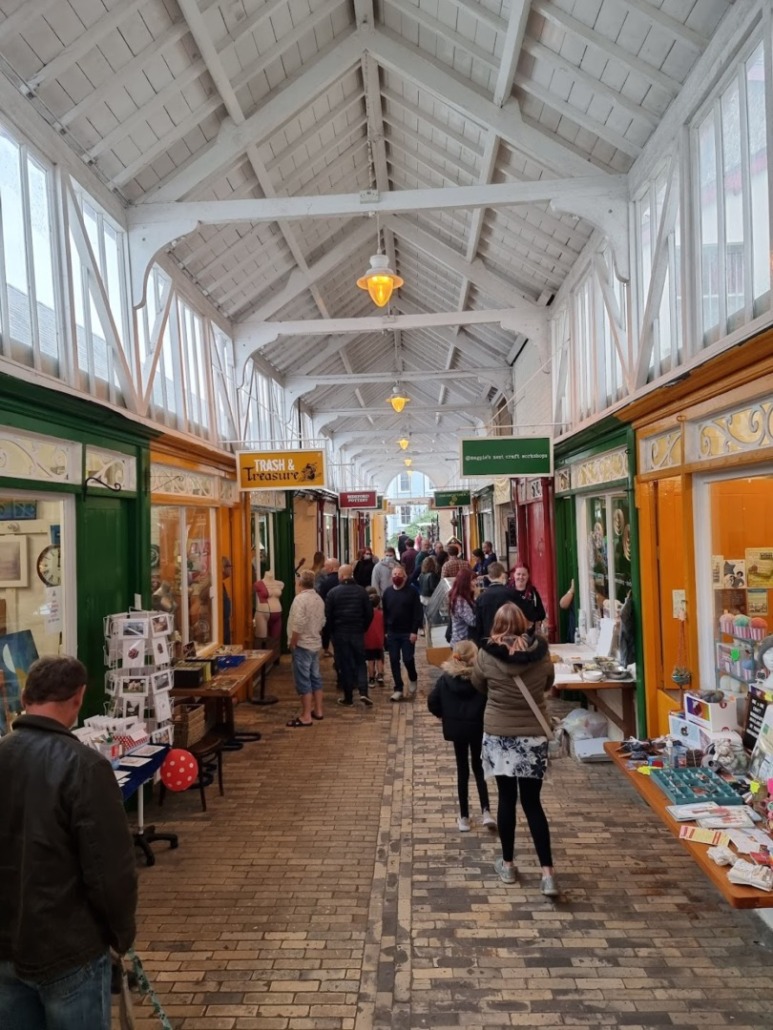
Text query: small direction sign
460 437 552 477
237 449 325 491
433 490 471 508
339 490 378 509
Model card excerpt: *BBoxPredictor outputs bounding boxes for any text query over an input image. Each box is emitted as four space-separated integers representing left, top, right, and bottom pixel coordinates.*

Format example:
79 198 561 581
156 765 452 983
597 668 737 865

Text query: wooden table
171 653 274 744
553 668 637 738
605 741 773 909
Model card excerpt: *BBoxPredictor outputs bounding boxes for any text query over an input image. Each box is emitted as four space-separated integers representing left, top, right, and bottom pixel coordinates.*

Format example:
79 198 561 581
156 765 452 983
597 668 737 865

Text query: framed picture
0 536 27 588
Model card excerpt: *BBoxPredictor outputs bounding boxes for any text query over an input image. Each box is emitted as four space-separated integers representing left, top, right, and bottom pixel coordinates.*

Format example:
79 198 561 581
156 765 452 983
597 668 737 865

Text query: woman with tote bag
471 602 559 897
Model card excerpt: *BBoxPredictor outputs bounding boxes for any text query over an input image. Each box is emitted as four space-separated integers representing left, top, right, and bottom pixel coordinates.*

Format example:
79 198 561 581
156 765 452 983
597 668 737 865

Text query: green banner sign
433 490 471 508
460 437 552 477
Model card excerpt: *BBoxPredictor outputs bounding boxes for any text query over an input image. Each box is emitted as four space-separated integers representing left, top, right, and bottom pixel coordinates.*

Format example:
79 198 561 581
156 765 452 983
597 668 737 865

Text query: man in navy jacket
382 566 424 701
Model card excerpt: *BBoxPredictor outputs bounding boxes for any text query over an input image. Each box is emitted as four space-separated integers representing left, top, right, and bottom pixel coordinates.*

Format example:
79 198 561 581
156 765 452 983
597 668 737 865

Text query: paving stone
124 648 773 1029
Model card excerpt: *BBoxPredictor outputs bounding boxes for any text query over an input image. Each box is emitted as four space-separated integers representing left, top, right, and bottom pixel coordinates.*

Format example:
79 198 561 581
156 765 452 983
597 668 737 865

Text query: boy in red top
364 587 385 686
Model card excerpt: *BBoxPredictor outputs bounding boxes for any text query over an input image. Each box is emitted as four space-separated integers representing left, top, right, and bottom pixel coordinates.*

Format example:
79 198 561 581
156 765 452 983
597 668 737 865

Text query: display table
119 745 178 867
604 742 773 909
550 645 637 738
171 654 273 746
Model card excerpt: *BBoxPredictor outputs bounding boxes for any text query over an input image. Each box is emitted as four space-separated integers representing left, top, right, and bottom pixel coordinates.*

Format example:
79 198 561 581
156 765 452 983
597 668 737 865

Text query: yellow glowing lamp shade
357 253 404 307
398 437 410 450
388 386 409 413
404 457 413 467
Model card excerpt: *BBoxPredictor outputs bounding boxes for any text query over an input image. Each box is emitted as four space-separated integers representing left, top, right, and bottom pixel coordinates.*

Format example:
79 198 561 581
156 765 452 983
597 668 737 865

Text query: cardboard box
684 692 740 734
668 712 703 748
426 646 452 667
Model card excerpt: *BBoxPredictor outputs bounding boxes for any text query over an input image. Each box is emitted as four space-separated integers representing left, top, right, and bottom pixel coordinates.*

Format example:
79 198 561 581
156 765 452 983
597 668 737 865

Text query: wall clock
36 544 61 587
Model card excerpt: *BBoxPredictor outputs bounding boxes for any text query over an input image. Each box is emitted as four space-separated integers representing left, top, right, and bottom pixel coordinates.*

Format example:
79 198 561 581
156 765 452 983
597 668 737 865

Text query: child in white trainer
427 640 494 833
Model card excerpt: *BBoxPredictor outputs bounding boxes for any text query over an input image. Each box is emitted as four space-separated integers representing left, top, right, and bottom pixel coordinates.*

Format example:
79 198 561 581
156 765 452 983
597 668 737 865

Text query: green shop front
0 375 154 723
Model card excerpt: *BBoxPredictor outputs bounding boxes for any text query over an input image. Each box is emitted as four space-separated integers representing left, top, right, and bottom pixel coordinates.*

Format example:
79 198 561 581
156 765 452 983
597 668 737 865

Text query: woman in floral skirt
471 602 559 896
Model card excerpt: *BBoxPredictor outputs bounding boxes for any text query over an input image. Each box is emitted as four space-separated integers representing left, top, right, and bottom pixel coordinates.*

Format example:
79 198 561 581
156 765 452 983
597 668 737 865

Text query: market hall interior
124 650 773 1030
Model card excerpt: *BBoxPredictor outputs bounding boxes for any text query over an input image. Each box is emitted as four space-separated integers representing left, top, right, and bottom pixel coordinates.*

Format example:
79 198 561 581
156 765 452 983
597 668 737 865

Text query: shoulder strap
513 674 553 738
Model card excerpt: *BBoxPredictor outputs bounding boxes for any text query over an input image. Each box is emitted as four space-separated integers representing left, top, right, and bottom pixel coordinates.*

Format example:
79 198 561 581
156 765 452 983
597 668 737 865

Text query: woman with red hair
448 566 477 645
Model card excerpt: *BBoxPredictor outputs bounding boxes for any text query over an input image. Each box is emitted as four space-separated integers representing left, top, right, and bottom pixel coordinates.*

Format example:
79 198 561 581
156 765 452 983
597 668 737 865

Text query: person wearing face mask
353 547 377 588
382 565 424 701
509 563 547 631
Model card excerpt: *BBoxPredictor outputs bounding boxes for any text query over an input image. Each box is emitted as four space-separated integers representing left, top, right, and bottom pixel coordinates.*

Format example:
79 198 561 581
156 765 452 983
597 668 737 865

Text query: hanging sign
433 490 471 508
236 449 325 491
460 437 552 477
339 490 378 509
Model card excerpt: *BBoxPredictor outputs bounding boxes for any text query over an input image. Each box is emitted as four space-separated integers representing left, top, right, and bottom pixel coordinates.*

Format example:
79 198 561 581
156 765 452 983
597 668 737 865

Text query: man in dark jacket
401 537 418 578
316 557 340 656
474 561 520 641
382 565 424 701
0 655 137 1028
325 564 374 707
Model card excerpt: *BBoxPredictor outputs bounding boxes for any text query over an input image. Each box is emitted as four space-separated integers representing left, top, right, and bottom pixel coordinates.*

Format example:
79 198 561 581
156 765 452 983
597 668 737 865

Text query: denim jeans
292 646 322 695
0 952 111 1030
386 632 417 692
331 632 368 703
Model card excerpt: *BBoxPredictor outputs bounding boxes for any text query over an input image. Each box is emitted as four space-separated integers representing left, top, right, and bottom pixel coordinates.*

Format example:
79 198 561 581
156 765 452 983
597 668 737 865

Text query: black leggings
453 736 490 818
495 775 552 867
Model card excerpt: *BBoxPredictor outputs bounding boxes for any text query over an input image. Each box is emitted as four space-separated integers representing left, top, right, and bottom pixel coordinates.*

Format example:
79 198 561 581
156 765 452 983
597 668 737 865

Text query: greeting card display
103 608 175 750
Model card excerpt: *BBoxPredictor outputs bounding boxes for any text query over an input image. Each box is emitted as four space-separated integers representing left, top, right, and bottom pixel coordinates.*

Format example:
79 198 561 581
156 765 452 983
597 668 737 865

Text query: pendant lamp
388 384 410 413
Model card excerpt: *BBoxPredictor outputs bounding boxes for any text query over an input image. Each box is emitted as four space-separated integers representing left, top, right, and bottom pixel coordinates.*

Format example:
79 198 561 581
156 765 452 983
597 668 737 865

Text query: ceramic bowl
582 669 604 681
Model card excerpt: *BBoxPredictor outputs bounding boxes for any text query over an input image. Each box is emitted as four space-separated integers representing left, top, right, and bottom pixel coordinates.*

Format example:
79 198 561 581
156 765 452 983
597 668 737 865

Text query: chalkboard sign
743 682 773 751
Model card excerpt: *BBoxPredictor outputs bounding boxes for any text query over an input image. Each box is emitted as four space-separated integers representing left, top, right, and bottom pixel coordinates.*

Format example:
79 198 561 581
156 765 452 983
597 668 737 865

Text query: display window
151 505 217 650
579 492 632 629
695 468 773 693
0 491 75 725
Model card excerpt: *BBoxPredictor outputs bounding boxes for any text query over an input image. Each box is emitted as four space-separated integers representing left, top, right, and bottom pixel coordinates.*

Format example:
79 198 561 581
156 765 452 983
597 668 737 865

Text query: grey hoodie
372 555 398 596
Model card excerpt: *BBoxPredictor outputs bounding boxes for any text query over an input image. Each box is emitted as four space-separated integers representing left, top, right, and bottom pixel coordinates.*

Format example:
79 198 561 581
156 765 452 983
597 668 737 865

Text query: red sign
339 491 378 509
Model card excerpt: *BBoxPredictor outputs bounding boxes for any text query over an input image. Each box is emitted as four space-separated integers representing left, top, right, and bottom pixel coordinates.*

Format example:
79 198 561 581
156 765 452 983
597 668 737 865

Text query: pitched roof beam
520 37 659 130
143 31 364 205
530 1 682 96
128 174 626 306
381 88 486 160
613 0 708 54
388 0 499 75
493 0 531 107
513 75 643 159
366 27 602 177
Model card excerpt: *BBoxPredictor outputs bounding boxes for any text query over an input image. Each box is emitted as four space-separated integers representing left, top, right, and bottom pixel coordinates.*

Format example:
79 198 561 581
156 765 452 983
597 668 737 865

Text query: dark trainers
336 698 354 707
360 695 374 707
368 676 375 685
376 674 384 684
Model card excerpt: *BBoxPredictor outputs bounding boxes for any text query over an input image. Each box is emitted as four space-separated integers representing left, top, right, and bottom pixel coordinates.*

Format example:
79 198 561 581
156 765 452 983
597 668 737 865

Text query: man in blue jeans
382 565 424 701
286 568 326 725
0 655 137 1029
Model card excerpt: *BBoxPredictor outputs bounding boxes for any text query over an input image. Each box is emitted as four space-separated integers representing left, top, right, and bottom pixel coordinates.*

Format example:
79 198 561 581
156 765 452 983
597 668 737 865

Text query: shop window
697 471 773 693
151 505 217 650
0 493 72 727
581 493 632 629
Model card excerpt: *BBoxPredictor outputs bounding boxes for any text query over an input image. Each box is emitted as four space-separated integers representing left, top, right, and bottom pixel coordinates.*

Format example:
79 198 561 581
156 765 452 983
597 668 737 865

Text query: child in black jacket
427 640 497 832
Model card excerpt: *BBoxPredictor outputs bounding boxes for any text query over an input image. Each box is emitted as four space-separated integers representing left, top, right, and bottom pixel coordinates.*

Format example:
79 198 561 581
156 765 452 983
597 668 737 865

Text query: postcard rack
103 609 175 747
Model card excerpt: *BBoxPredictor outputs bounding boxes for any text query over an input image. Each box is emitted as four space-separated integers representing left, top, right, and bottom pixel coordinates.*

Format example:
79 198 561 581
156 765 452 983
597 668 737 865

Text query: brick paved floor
128 647 773 1030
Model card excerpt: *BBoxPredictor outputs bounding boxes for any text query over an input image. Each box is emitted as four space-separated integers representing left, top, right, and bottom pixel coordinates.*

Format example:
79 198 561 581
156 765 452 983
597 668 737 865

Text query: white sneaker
390 691 403 702
481 809 497 830
458 816 471 832
407 682 417 697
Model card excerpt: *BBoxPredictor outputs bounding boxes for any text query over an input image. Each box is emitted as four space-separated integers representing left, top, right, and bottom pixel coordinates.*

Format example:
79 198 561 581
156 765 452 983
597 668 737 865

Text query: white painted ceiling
0 0 730 480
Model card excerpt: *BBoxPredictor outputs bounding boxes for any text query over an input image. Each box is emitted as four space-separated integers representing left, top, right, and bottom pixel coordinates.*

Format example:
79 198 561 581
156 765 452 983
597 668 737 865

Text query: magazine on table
696 807 759 829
